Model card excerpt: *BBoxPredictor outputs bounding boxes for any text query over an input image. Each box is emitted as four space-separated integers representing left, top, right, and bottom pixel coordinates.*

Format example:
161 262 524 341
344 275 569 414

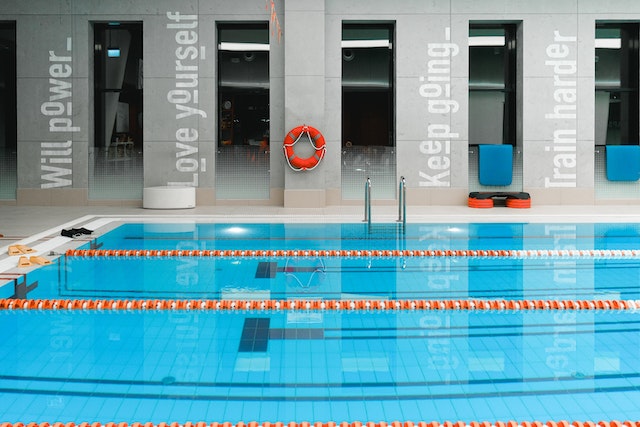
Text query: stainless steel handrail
397 176 406 227
363 177 371 226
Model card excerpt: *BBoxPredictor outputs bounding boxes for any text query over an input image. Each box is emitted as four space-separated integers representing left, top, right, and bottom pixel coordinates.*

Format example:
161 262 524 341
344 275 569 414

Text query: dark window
217 24 269 148
595 23 639 145
469 24 517 145
91 22 143 199
341 23 396 200
93 22 143 154
0 22 16 199
342 23 394 148
216 23 270 200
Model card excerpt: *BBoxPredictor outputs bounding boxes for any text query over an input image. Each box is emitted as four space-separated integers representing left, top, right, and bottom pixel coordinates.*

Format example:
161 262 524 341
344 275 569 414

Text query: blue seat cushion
606 145 640 181
478 144 513 186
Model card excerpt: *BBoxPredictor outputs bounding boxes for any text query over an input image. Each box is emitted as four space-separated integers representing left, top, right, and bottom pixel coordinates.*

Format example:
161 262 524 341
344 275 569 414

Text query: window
468 23 522 192
216 23 270 200
595 23 639 145
341 23 395 200
90 22 143 199
468 24 517 146
0 22 16 199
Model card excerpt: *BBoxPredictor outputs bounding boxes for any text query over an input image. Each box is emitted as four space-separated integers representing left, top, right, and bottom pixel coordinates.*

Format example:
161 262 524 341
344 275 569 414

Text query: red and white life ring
283 125 326 171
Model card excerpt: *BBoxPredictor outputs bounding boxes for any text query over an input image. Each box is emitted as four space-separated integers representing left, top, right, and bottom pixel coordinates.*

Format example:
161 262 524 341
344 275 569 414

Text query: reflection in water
0 310 637 422
30 255 640 302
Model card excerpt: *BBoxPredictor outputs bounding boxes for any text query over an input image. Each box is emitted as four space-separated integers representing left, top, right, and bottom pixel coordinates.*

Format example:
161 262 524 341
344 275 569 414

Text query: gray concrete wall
2 0 640 206
283 0 326 207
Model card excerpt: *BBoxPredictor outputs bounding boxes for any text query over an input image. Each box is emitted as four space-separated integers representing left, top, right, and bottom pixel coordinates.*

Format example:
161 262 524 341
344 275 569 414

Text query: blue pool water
1 310 640 423
18 255 640 301
7 222 640 301
2 222 640 423
82 222 640 252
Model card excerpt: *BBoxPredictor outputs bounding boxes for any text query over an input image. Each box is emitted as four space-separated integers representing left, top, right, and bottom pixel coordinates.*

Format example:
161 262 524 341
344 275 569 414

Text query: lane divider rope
0 298 637 312
65 248 640 258
0 419 638 427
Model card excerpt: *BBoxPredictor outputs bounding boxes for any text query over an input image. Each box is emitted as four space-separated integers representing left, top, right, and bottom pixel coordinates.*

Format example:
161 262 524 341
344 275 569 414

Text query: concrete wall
1 0 640 206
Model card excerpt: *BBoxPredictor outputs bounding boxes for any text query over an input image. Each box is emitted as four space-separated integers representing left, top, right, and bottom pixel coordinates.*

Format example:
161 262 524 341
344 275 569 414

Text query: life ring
283 125 326 171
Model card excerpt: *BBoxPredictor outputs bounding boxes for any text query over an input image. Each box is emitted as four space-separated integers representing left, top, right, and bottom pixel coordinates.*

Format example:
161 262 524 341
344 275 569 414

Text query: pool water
1 309 639 423
1 221 640 423
90 222 640 252
9 222 640 301
16 256 640 302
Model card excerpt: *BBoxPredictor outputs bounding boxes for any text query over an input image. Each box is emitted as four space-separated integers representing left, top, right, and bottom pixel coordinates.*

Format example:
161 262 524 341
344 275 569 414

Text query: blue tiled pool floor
7 222 639 302
1 310 639 423
3 220 640 423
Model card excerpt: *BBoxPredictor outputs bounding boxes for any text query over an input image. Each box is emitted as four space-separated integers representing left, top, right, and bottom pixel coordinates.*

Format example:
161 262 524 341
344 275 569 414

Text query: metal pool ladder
363 177 406 241
363 177 372 226
397 175 406 227
363 176 406 229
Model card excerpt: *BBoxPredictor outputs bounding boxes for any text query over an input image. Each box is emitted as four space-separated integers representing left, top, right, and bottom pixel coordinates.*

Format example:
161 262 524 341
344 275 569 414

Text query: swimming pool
1 309 639 423
1 221 640 424
7 222 640 302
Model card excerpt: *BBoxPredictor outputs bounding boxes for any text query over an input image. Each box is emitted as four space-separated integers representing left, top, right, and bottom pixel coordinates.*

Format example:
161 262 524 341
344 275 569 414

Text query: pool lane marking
51 287 639 303
66 248 640 258
1 380 640 402
0 298 637 311
4 365 639 389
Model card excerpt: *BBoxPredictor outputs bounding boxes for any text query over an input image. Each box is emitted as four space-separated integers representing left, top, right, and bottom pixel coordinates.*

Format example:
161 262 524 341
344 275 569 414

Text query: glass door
90 22 143 199
216 23 270 200
341 23 395 200
0 22 16 199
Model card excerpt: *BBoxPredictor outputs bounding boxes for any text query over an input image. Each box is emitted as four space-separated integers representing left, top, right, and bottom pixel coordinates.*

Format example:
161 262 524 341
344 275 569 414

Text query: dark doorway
91 22 143 199
341 23 395 199
0 22 16 199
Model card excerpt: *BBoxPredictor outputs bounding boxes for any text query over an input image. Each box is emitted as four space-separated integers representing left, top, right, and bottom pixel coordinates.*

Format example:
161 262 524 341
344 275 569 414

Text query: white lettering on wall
40 37 76 188
544 30 577 188
167 12 207 187
418 28 459 187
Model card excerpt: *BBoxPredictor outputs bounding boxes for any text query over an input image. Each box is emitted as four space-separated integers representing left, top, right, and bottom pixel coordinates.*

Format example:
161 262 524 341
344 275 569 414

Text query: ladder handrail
363 177 371 226
397 176 406 227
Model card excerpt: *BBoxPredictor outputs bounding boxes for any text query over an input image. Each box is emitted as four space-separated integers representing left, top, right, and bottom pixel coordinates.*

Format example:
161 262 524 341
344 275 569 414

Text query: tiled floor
1 309 639 422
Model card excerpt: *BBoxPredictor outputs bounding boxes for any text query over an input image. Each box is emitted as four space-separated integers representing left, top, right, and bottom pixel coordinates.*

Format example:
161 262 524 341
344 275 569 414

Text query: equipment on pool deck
470 144 530 207
60 227 93 238
605 145 640 181
468 191 531 208
17 256 32 268
283 124 326 171
478 144 513 186
29 256 52 265
8 245 35 256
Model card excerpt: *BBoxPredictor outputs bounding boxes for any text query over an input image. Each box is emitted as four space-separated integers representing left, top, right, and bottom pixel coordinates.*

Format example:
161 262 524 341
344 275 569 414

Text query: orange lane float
65 248 640 259
0 421 638 427
0 298 636 312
